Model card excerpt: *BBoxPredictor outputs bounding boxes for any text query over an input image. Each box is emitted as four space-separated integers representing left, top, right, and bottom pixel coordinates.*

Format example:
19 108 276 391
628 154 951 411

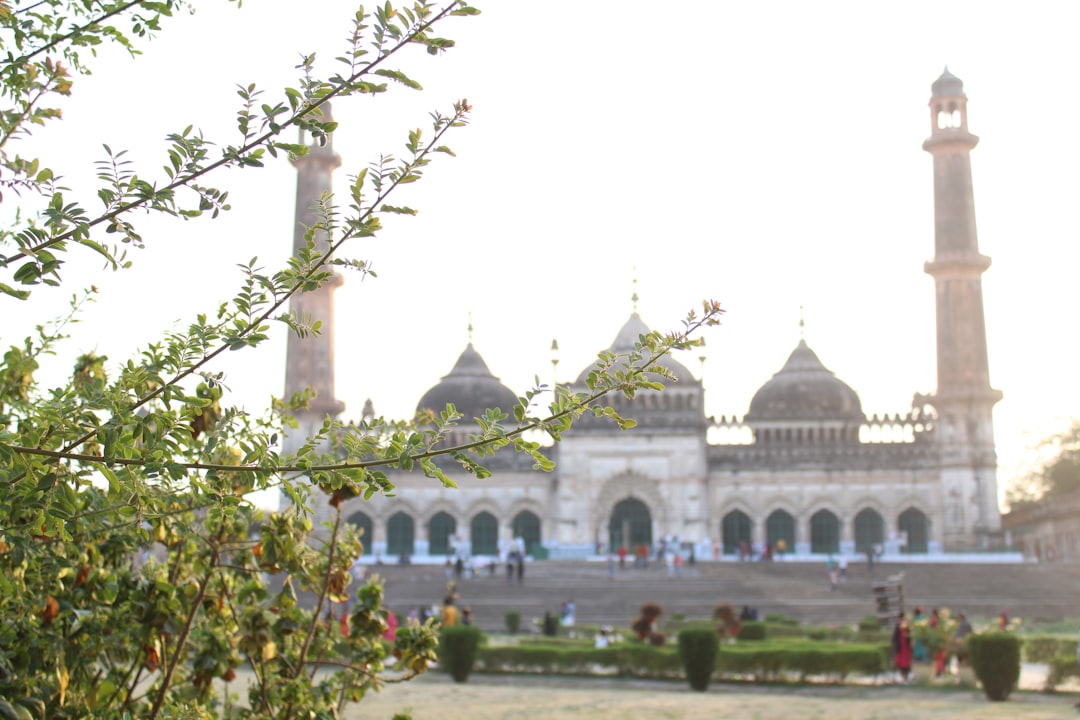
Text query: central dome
574 313 695 385
746 340 863 422
416 344 518 422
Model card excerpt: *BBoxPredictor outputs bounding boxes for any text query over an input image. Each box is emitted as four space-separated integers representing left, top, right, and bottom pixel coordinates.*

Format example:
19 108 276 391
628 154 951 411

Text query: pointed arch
470 511 499 555
898 507 930 553
853 507 885 553
721 509 752 555
386 511 415 557
345 510 373 555
765 508 796 551
511 510 542 555
428 511 457 556
810 508 840 554
608 497 652 551
595 472 667 535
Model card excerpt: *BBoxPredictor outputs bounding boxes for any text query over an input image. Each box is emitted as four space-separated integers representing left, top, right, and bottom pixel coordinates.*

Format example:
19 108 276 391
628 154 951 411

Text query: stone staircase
371 559 1080 632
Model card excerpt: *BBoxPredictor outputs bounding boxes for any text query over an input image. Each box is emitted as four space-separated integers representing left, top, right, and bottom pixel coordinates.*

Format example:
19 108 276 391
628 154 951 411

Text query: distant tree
0 2 722 718
1006 419 1080 509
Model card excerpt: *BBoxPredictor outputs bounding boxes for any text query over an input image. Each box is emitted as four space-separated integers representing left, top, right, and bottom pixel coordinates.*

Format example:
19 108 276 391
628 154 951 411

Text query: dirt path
345 673 1078 720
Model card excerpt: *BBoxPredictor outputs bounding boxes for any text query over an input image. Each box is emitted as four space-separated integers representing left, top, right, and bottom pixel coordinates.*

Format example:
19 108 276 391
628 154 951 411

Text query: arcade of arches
720 506 931 555
347 509 545 558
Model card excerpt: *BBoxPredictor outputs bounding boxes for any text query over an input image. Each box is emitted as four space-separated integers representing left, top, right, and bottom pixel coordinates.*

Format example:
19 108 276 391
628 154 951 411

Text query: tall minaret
922 69 1002 544
282 102 345 457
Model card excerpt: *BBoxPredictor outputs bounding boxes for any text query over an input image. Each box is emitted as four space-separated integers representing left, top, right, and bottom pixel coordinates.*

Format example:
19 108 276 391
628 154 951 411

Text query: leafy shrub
678 629 719 691
737 621 767 641
968 632 1021 701
438 626 483 682
1045 654 1080 691
505 610 522 635
764 613 799 626
1023 635 1077 664
857 614 883 633
764 623 803 639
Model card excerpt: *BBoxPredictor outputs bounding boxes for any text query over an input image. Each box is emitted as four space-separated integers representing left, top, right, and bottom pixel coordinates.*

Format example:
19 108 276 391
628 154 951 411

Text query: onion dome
574 313 694 385
416 344 518 422
931 67 964 98
746 340 863 422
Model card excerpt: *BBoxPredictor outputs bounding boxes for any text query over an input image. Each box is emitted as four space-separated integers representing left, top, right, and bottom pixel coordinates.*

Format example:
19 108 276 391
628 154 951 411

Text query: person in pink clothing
384 608 398 642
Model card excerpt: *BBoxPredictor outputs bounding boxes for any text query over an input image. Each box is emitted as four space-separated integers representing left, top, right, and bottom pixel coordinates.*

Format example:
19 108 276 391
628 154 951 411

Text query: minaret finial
467 312 474 345
631 273 639 314
799 306 805 339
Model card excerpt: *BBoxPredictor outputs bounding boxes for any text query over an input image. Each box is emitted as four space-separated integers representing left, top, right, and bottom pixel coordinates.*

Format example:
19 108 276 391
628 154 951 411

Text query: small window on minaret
937 105 962 129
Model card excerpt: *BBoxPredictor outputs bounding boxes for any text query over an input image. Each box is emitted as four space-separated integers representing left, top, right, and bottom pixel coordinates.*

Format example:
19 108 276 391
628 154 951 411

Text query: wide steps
369 560 1080 631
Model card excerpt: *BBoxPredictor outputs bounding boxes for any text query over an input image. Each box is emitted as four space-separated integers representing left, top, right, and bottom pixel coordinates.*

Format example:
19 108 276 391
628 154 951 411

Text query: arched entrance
608 498 652 552
810 509 840 554
854 508 884 553
345 511 373 555
766 509 795 552
470 511 498 555
511 510 542 555
386 512 414 557
898 507 929 553
428 511 456 556
721 509 752 555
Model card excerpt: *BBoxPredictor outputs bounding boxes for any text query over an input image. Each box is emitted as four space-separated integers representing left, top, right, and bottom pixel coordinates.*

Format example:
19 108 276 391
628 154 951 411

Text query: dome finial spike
631 272 639 314
799 305 806 339
467 311 473 345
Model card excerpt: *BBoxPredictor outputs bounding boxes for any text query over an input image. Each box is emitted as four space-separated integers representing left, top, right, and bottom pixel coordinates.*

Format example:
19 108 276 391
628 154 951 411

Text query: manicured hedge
968 632 1021 701
438 626 484 682
737 621 767 641
470 640 888 683
1045 654 1080 691
678 629 719 691
472 644 683 678
715 641 887 681
1023 635 1078 664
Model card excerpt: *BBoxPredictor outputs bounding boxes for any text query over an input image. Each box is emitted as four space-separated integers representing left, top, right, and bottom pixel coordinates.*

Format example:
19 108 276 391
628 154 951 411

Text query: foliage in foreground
0 1 723 718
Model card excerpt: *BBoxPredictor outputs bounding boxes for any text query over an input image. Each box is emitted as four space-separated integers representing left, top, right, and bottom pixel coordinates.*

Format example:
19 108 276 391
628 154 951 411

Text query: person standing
954 613 973 666
892 611 913 682
441 595 459 627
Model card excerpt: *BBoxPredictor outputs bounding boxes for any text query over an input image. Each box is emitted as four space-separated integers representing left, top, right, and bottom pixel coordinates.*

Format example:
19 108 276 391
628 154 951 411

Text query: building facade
286 72 1003 560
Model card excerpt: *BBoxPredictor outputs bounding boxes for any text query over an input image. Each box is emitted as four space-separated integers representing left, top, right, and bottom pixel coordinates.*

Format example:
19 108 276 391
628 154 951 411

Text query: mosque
283 70 1003 560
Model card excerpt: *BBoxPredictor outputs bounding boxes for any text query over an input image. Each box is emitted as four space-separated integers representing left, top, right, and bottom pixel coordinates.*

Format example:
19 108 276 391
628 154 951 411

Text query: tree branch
1 1 464 268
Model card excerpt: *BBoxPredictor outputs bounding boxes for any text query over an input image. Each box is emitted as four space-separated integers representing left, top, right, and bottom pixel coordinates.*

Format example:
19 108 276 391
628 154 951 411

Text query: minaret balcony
924 252 991 278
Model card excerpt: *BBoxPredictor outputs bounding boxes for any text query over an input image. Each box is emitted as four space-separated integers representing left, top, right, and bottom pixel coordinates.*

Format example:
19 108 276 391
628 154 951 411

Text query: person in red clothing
892 611 913 682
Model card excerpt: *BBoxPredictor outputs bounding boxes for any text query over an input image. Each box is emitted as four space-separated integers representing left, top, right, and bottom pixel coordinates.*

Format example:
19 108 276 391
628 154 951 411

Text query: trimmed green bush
505 610 522 635
737 621 767 641
1045 654 1080 691
968 632 1021 701
1023 635 1078 664
438 626 483 682
678 629 719 691
857 614 883 633
764 613 798 626
469 638 887 684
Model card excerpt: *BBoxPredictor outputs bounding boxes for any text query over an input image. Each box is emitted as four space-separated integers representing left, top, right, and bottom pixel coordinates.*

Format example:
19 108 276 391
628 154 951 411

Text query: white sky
7 1 1080 505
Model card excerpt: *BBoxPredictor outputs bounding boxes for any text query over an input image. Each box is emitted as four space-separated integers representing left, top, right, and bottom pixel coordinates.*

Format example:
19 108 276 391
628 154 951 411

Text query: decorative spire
467 311 473 345
799 306 805 339
631 274 639 314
